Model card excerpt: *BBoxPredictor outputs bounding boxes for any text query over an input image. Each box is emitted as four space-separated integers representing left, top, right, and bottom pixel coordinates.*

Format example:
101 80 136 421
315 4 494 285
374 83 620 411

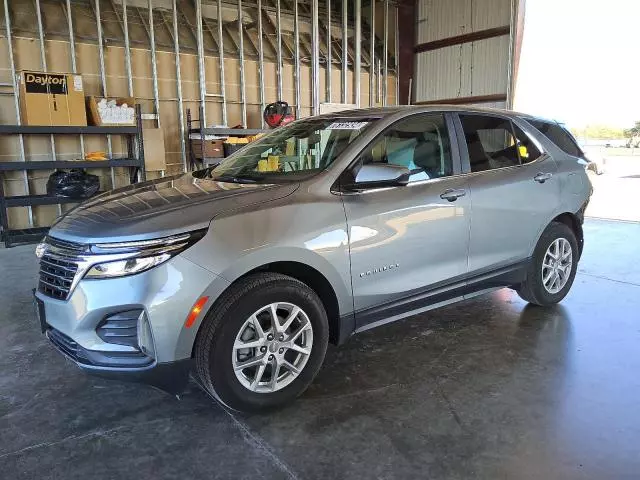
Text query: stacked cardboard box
18 71 87 126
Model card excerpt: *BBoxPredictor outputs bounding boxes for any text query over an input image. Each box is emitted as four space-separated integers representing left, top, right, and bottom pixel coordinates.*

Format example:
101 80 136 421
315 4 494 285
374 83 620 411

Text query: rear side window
529 120 582 157
459 115 541 172
512 124 542 164
460 115 519 172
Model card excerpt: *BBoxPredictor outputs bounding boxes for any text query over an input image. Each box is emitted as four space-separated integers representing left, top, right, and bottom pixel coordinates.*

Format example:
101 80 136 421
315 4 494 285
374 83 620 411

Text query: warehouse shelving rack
186 106 266 171
0 106 146 248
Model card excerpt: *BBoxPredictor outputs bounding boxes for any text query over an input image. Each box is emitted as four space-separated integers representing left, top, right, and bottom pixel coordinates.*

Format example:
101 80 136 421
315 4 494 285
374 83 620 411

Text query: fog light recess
137 311 156 359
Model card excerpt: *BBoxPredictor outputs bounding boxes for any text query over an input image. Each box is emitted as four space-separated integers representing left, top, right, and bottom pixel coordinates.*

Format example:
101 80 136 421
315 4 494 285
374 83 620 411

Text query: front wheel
517 222 579 306
194 273 329 412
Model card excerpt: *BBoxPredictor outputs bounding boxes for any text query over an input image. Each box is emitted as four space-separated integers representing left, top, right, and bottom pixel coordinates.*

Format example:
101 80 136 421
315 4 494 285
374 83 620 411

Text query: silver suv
34 107 591 412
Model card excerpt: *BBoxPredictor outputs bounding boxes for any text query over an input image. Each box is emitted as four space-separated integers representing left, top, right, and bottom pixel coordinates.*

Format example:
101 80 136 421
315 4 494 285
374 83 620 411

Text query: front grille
38 236 84 300
47 236 88 254
39 254 78 300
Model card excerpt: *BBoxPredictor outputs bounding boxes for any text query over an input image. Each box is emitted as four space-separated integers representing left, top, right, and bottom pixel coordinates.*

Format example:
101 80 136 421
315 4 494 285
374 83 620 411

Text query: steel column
382 0 388 105
326 0 332 103
195 0 207 127
34 0 61 214
3 0 33 227
355 0 361 107
122 0 134 95
506 0 516 109
172 0 187 172
341 0 347 103
294 0 301 119
369 0 375 106
217 0 228 125
258 0 266 126
276 0 283 100
65 0 86 159
311 0 320 114
238 0 247 126
394 5 399 105
148 0 161 129
94 0 116 187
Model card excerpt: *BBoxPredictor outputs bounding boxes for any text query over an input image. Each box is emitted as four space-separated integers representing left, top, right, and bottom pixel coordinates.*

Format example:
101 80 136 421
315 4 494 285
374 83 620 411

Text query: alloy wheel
541 237 573 294
232 302 313 393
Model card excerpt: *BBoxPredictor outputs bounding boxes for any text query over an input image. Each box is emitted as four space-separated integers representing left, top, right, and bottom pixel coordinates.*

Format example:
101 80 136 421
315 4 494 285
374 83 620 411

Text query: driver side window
360 114 454 182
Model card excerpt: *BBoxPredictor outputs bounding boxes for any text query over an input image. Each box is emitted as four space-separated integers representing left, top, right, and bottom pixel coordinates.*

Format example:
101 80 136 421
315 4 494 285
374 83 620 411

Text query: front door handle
440 188 466 202
534 172 553 183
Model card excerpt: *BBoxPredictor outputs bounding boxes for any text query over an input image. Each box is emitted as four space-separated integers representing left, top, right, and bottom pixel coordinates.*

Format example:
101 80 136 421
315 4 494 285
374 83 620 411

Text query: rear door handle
440 188 466 202
534 172 553 183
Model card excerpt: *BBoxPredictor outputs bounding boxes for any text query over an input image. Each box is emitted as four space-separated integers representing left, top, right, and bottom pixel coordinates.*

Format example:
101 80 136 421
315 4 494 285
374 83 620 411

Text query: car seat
466 131 491 172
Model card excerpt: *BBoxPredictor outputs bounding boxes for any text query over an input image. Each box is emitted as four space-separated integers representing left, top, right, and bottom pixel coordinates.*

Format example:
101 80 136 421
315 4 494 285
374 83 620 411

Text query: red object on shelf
264 101 295 128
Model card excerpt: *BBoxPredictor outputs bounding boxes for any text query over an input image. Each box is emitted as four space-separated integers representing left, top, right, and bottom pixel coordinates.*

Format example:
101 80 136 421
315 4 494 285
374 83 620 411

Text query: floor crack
578 270 640 287
224 409 301 480
434 383 466 433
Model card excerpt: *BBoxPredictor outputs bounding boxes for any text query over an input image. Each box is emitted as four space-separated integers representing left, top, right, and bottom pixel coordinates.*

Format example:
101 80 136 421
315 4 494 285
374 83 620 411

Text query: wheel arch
552 212 584 258
245 261 343 345
192 259 350 355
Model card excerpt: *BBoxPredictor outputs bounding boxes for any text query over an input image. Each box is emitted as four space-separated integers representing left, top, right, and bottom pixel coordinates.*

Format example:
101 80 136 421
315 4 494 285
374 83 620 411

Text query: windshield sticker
327 121 369 130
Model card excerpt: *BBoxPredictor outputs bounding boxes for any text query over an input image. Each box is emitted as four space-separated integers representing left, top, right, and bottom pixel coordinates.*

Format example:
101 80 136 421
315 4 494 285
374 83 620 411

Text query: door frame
450 112 550 175
332 111 465 192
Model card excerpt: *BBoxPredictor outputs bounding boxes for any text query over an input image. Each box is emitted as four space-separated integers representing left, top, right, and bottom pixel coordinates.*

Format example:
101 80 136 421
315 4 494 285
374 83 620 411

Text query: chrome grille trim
38 238 83 300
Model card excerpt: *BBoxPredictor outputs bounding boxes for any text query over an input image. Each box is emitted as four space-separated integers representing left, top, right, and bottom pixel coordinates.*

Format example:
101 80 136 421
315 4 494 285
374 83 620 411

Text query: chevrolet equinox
34 107 592 412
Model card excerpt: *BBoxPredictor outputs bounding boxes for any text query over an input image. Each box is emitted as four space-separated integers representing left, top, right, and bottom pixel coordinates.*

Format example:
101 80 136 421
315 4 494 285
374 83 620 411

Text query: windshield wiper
215 174 262 183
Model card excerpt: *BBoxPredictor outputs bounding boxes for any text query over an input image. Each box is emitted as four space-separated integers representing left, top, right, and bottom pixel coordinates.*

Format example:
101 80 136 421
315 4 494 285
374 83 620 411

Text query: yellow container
268 155 280 171
257 159 269 172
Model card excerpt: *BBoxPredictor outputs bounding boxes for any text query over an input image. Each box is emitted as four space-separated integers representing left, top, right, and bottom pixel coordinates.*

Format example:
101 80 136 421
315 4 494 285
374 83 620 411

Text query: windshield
197 117 376 183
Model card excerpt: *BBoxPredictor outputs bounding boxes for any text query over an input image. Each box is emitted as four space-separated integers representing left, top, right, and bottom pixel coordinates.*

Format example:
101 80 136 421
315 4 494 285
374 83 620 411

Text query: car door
339 113 472 329
454 113 559 274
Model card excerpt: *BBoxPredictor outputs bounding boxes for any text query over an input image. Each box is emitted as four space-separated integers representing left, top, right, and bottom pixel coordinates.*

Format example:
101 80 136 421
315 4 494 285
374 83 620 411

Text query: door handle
440 188 466 202
534 172 553 183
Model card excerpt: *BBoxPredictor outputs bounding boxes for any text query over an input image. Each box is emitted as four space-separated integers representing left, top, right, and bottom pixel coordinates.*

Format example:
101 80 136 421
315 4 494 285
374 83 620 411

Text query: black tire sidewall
530 223 579 305
207 278 328 411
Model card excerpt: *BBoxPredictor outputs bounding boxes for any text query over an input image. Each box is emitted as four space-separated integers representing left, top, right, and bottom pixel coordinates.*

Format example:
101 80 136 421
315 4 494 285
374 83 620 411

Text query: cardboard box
143 128 166 172
87 96 136 126
192 139 225 159
18 71 87 126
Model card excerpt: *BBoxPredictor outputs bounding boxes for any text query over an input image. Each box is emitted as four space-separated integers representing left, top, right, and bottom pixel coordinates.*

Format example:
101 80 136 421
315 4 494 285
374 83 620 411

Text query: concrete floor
1 218 639 479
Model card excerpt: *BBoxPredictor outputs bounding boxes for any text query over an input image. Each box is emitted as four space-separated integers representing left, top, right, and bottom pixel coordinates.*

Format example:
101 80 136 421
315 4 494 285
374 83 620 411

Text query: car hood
49 173 298 244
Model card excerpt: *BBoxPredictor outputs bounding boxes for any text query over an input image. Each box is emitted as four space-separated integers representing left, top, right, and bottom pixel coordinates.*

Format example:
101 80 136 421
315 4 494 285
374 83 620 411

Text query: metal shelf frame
0 106 146 248
186 107 267 170
0 125 138 135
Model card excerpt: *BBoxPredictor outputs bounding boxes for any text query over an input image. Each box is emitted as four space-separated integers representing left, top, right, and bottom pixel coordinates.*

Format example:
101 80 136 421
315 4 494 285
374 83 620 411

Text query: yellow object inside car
519 145 529 159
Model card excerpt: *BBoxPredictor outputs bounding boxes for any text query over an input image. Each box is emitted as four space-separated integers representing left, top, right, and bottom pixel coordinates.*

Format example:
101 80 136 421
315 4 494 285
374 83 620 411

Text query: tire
517 222 579 306
194 272 329 413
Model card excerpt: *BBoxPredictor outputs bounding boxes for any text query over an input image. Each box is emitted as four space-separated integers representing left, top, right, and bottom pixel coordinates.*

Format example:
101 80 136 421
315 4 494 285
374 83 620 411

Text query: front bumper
46 325 193 394
36 254 230 393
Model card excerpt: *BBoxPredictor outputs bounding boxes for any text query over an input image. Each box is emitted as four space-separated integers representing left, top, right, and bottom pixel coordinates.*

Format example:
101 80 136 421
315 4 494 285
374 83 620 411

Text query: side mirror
348 163 410 190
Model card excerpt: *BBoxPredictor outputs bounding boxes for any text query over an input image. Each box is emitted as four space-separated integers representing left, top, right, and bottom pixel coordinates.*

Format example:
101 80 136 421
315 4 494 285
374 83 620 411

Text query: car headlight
83 230 206 280
85 254 171 279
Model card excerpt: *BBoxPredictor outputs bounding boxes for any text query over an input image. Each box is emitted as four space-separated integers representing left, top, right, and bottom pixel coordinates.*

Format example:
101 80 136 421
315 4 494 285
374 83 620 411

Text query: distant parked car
583 151 606 175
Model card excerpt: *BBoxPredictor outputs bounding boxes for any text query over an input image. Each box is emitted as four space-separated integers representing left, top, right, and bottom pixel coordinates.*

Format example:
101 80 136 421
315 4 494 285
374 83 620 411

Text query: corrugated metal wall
414 0 511 107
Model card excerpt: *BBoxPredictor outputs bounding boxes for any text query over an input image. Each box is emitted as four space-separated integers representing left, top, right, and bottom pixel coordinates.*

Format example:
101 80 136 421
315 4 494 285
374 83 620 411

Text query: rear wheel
517 222 578 306
195 273 329 412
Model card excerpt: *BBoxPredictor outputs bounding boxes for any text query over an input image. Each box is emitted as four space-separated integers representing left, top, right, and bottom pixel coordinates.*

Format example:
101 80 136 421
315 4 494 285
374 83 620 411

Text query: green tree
624 120 640 138
624 121 640 147
571 124 625 140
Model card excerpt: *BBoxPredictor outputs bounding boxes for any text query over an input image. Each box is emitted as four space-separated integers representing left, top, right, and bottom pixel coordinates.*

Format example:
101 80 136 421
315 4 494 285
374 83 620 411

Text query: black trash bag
46 169 100 199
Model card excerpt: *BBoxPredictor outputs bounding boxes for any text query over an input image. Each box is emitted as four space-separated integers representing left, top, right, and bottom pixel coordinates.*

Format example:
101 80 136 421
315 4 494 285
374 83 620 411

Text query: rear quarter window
528 120 583 158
